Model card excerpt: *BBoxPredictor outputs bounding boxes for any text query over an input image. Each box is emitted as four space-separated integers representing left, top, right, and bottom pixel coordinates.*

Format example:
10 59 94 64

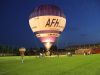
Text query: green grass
0 54 100 75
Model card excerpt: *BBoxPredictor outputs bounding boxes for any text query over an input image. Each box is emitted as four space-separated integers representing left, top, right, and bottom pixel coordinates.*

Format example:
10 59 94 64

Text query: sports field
0 54 100 75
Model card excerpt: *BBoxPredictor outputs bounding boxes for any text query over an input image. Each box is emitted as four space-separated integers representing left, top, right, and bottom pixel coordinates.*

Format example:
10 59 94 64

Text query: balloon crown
29 4 65 19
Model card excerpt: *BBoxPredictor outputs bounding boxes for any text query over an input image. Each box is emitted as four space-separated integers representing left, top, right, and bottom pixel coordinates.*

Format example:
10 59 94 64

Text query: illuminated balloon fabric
19 47 26 56
29 4 66 50
19 47 26 52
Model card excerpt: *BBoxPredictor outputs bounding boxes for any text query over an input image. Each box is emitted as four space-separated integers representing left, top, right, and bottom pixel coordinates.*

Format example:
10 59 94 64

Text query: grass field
0 54 100 75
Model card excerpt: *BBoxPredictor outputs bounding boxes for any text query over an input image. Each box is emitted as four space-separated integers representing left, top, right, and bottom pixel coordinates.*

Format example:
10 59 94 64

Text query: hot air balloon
29 4 66 52
19 47 26 63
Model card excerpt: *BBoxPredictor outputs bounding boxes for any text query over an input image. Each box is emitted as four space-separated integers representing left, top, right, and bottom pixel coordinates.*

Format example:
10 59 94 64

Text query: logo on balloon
45 18 59 27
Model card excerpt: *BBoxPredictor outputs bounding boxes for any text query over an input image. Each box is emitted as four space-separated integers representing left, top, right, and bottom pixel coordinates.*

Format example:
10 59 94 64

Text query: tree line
0 45 61 56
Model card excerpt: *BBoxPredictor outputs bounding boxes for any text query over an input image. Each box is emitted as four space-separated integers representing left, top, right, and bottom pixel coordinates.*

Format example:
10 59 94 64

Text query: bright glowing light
45 39 51 42
44 42 52 51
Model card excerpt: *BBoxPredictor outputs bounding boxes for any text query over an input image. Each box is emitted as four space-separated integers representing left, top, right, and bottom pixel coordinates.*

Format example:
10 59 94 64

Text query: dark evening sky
0 0 100 48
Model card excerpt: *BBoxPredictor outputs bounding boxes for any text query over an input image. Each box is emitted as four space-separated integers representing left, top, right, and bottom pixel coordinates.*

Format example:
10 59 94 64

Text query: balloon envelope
19 47 26 56
29 4 66 50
